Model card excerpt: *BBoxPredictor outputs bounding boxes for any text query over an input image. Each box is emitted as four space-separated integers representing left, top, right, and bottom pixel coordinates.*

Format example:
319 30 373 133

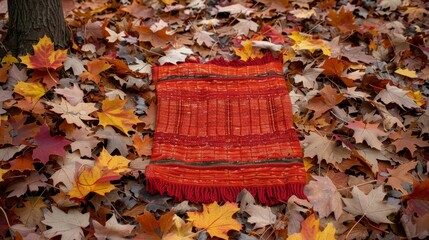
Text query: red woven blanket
145 56 306 205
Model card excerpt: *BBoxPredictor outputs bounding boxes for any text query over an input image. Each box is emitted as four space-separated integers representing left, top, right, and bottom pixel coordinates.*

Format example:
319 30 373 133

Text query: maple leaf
7 171 47 197
327 7 359 34
217 3 255 15
403 7 429 23
14 197 46 228
68 166 116 199
51 152 94 192
321 58 354 87
304 176 343 219
93 215 135 239
9 152 35 172
187 202 241 239
163 214 196 240
403 178 429 201
193 30 215 47
289 31 331 56
260 25 285 44
233 40 263 61
245 204 277 229
135 210 175 239
46 98 97 128
294 65 324 89
386 161 417 194
68 128 100 157
120 0 154 19
64 56 86 76
302 132 351 164
132 24 173 48
105 27 126 43
140 101 157 130
97 96 142 136
32 123 71 164
42 206 89 239
346 121 387 150
390 130 429 155
54 84 84 106
80 59 112 84
96 127 133 156
233 19 258 36
14 81 46 101
20 35 67 70
375 84 419 109
287 214 336 240
133 134 153 156
96 148 131 176
343 186 399 224
158 47 193 65
306 85 344 118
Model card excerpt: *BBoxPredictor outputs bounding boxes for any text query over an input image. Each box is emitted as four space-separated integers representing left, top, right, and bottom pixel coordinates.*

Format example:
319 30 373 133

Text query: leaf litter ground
0 0 428 239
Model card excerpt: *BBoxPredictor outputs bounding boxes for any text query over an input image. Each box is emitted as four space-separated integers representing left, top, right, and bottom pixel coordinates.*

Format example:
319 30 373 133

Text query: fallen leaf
32 123 71 164
14 81 46 101
289 31 331 56
135 210 175 239
96 126 133 156
6 171 47 198
233 19 258 36
306 85 344 118
42 206 89 239
302 132 351 165
46 98 97 128
187 202 242 239
375 84 419 109
390 130 429 155
133 134 153 156
158 47 193 65
14 197 46 228
20 35 67 70
346 121 387 150
287 213 336 240
386 161 417 194
327 7 358 34
245 204 277 229
304 176 343 219
54 84 84 106
97 96 142 136
93 215 135 239
80 59 112 84
394 68 418 78
342 186 399 224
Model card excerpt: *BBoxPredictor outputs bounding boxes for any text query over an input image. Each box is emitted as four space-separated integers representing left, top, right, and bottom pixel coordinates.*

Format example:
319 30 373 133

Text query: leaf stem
345 214 365 240
337 180 377 191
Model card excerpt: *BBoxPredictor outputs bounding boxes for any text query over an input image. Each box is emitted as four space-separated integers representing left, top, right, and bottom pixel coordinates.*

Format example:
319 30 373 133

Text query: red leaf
32 123 71 164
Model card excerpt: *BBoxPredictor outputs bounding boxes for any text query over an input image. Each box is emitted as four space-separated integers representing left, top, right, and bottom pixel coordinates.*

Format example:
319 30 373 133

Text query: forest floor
0 0 429 239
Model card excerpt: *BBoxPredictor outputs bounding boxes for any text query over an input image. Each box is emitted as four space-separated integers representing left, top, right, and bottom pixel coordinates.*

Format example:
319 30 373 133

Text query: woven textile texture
145 55 307 205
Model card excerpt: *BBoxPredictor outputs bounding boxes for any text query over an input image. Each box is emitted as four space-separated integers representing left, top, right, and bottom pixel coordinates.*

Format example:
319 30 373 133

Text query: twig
337 180 377 191
345 214 365 240
0 206 13 239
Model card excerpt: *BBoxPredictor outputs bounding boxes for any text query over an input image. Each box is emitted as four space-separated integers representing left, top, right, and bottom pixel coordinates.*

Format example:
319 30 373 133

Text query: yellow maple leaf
97 148 131 175
289 31 331 56
2 54 19 65
233 40 263 61
394 68 418 78
287 214 336 240
163 215 196 240
97 96 142 136
407 90 425 106
187 202 242 239
68 166 116 199
161 0 176 5
14 81 47 101
20 35 67 70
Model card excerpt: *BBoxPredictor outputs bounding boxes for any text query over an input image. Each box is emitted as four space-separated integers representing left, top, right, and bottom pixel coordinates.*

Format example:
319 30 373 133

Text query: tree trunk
2 0 70 57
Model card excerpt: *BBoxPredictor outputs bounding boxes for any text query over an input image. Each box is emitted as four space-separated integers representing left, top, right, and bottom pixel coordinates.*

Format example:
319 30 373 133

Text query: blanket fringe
146 178 306 205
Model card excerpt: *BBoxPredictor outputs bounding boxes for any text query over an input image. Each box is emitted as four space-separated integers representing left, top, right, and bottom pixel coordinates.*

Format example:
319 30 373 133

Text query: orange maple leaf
135 210 175 239
187 202 241 240
68 166 116 199
306 85 344 118
321 58 354 87
80 59 111 83
132 24 173 48
133 134 153 156
327 7 359 34
20 35 67 70
98 96 142 136
288 213 336 240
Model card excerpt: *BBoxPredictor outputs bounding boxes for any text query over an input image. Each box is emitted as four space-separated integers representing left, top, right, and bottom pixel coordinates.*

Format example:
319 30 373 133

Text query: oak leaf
42 206 89 239
346 121 387 150
187 202 241 239
32 123 71 164
20 35 67 70
80 59 112 84
386 161 417 194
304 176 343 219
342 186 399 224
287 213 336 240
93 215 135 240
97 96 142 136
306 85 344 118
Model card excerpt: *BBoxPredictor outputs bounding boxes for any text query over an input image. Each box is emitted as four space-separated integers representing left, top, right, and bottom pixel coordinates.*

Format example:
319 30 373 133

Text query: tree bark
2 0 70 57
